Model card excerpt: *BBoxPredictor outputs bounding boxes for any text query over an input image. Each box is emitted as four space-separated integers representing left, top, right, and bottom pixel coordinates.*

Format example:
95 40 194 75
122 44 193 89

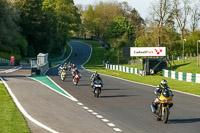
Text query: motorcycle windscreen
161 89 172 98
94 80 102 85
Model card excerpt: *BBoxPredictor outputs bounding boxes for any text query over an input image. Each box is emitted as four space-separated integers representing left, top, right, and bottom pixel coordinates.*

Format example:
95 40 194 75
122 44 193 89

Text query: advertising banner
130 47 166 57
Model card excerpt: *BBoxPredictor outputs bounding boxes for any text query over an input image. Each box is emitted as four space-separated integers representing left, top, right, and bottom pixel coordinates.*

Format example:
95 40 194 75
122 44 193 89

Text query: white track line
96 115 103 119
77 102 83 105
0 77 59 133
47 76 78 101
0 66 22 73
28 76 77 102
88 110 93 112
107 123 115 127
102 119 109 122
83 106 89 110
92 112 98 115
72 41 92 67
50 43 73 69
113 128 122 132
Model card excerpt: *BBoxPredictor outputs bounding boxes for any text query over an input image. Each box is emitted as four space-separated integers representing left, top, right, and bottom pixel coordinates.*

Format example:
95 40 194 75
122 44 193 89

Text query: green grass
167 57 200 74
80 40 109 70
50 43 72 67
123 57 200 73
0 84 30 133
124 64 143 69
80 39 200 96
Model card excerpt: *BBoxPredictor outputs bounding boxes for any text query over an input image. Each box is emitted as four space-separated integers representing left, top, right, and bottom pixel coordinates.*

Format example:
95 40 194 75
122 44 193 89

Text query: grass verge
81 40 200 96
0 83 30 133
50 43 72 67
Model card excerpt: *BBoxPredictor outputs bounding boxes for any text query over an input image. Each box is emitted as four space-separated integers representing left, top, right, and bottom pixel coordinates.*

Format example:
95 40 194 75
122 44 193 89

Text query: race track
46 41 200 133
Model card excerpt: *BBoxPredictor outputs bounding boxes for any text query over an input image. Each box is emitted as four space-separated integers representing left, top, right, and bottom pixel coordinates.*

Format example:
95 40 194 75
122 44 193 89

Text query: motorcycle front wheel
163 108 169 123
95 88 100 98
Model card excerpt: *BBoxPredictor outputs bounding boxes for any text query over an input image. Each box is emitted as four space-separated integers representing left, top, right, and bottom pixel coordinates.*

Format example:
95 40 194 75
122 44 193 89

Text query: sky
73 0 154 19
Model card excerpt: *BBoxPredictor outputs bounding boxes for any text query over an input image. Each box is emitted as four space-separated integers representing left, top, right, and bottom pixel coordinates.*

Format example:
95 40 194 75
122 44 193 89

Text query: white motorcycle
93 80 103 98
58 66 63 76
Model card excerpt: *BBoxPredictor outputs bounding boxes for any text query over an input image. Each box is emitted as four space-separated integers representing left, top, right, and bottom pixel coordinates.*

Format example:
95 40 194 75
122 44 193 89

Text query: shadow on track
78 84 91 86
100 94 138 98
169 118 200 124
1 76 27 79
102 88 122 91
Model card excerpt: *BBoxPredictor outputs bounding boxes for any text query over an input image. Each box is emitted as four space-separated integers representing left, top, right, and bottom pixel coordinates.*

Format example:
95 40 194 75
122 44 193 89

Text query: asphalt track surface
46 41 200 133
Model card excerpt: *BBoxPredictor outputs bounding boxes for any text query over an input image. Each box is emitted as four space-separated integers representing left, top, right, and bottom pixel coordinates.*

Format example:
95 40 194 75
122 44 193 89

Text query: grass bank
81 40 200 96
0 83 30 133
50 43 72 67
124 56 200 74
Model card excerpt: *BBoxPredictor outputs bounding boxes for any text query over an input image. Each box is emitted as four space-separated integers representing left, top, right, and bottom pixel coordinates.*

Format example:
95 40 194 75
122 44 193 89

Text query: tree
82 1 123 38
128 8 145 38
106 17 135 64
149 0 174 46
106 17 135 46
172 0 191 40
0 0 26 57
17 0 81 56
184 30 200 54
17 0 46 56
82 5 99 37
119 1 132 17
190 3 200 32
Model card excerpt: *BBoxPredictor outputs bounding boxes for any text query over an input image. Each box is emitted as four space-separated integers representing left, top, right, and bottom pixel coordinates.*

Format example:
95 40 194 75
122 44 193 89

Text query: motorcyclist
90 71 98 82
74 52 77 57
151 79 173 113
71 64 76 69
93 74 102 82
73 67 80 78
63 61 68 68
67 61 73 66
58 62 67 75
91 73 103 88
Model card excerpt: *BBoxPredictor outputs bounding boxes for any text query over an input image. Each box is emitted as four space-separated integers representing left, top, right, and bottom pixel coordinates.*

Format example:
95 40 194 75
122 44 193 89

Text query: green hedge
0 52 21 60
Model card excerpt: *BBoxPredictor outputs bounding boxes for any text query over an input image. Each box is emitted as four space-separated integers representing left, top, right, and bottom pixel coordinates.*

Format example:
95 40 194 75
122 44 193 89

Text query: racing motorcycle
73 74 81 86
151 89 173 123
67 65 72 71
92 80 103 98
60 67 67 81
58 66 63 76
71 68 75 77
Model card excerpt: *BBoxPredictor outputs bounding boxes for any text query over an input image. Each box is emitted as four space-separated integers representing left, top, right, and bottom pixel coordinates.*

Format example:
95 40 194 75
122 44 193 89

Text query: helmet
161 79 167 88
94 71 98 76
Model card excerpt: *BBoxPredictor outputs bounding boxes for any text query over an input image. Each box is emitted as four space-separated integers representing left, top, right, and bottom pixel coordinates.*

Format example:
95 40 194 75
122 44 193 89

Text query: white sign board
130 47 166 57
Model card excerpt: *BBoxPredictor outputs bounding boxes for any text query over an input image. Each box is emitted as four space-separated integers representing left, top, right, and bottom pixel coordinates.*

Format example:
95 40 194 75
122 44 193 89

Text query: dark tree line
0 0 81 58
